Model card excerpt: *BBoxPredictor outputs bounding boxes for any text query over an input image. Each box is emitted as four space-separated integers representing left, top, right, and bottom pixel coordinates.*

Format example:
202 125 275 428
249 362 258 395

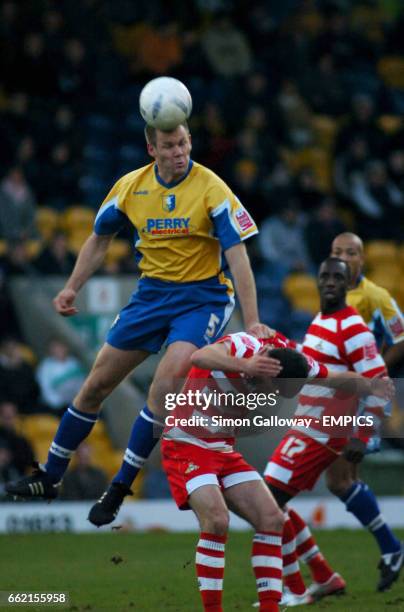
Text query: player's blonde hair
144 121 190 146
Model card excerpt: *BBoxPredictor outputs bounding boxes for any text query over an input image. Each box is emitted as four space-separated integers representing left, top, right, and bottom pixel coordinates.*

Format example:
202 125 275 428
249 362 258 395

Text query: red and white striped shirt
293 305 386 443
163 331 327 451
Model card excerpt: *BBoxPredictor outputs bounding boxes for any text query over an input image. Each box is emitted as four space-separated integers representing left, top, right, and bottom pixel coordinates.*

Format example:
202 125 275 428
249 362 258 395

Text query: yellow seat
105 239 131 264
62 206 95 237
32 440 53 464
36 207 60 241
22 414 60 441
378 57 404 89
368 266 401 297
68 230 91 254
0 239 7 256
18 343 37 366
312 115 338 150
397 244 404 270
87 420 109 443
364 241 397 268
283 273 319 315
25 239 43 259
283 147 332 191
377 115 403 135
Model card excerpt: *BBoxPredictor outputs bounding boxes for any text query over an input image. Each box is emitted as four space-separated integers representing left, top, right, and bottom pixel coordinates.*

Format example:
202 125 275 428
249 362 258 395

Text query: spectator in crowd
42 143 82 210
305 197 347 267
277 80 313 148
0 439 19 499
294 167 325 212
298 53 347 116
36 339 85 415
0 241 33 276
60 443 108 501
0 338 40 414
200 14 252 78
388 149 404 193
12 32 58 98
334 135 371 201
335 94 386 157
0 267 21 339
14 137 41 195
350 159 404 240
258 200 312 278
57 38 95 109
0 167 38 242
0 400 35 477
34 232 76 275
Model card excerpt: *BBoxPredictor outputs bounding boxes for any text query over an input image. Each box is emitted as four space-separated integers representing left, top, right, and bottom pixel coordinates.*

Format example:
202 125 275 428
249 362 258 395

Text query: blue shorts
106 275 235 352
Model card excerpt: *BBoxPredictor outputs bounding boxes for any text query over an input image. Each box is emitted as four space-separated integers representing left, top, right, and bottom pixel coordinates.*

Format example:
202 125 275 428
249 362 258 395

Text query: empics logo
162 194 176 212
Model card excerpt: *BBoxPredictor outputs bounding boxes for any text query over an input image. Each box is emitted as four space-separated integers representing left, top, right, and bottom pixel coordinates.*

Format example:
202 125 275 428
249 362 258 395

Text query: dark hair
267 347 309 379
144 120 190 146
320 256 351 282
266 347 310 399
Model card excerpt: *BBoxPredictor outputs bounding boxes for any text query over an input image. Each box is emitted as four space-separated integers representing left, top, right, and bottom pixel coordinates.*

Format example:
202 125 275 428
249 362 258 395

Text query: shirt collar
154 159 193 188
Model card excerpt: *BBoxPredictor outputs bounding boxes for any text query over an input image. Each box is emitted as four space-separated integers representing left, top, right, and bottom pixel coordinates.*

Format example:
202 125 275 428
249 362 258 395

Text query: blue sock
113 405 164 487
45 405 98 482
341 481 401 556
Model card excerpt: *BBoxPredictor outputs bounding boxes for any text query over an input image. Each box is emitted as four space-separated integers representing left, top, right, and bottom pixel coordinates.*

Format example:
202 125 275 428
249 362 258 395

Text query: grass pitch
1 530 404 611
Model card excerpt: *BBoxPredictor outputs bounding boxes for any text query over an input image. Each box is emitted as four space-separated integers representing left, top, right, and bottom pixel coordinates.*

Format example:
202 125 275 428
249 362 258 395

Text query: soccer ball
139 76 192 130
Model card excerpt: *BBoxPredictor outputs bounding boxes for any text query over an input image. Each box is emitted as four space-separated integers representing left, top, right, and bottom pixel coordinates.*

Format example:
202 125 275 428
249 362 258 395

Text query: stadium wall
1 498 404 534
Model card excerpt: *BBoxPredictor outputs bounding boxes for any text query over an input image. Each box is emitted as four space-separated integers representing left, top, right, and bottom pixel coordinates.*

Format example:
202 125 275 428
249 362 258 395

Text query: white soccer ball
139 76 192 130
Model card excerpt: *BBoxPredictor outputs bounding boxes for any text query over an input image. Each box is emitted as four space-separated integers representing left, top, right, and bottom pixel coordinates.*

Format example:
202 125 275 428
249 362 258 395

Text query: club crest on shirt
185 462 199 474
363 342 377 360
162 194 176 212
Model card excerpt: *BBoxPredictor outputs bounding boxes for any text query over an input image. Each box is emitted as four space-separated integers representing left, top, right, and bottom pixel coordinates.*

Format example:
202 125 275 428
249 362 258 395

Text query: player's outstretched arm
224 243 272 338
313 370 395 400
191 342 282 378
53 232 114 317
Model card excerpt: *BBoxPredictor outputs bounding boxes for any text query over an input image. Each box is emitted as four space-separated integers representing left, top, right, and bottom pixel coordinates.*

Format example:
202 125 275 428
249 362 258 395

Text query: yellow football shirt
347 276 404 347
94 160 258 283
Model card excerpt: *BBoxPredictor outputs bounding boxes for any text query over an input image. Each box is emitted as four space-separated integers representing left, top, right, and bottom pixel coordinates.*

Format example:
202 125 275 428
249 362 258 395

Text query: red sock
196 532 227 611
252 531 282 611
288 508 334 584
282 513 306 595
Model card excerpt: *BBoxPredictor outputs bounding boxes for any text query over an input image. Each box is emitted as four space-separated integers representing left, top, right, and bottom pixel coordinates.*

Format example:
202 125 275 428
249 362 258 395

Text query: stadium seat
311 115 338 150
0 240 7 256
61 206 95 237
18 343 37 366
364 241 397 269
105 239 131 264
68 229 92 254
377 57 404 90
283 273 319 315
336 207 356 230
36 207 60 241
284 147 332 191
25 240 43 259
22 414 60 441
397 244 404 269
368 266 401 297
377 115 403 135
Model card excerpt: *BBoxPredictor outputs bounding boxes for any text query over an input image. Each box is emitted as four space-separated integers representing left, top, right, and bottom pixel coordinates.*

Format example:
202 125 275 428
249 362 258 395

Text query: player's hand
242 350 282 378
247 322 276 339
53 288 79 317
343 438 367 463
370 375 395 400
